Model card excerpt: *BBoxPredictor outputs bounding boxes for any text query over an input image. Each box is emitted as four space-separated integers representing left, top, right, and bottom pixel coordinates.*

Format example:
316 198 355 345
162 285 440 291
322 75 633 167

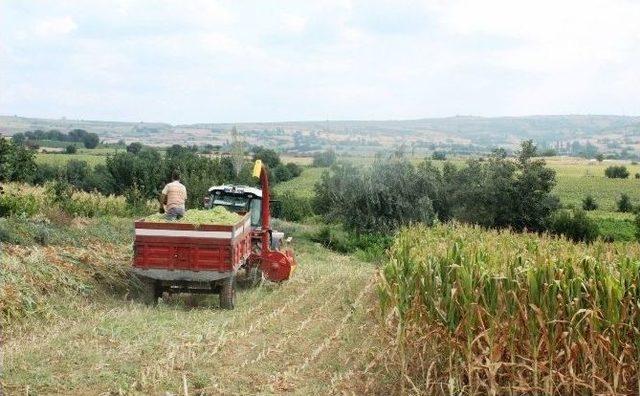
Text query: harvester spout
251 160 297 282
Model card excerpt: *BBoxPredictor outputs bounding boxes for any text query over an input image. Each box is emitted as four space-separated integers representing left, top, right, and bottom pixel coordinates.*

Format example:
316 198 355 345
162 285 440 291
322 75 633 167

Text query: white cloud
280 13 308 33
1 0 640 122
34 16 77 37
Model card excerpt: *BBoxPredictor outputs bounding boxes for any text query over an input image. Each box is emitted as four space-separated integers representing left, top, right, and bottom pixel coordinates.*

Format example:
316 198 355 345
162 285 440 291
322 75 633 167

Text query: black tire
138 277 159 306
238 265 264 289
219 274 236 310
246 266 264 288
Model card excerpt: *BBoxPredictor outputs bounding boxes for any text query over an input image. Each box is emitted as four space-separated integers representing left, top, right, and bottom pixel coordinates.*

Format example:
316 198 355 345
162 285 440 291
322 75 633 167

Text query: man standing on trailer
160 170 187 220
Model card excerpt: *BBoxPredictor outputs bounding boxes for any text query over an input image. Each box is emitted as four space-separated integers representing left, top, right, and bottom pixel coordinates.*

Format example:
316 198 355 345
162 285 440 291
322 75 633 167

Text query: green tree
273 164 292 182
0 139 37 182
252 146 281 169
65 160 90 189
312 149 337 167
127 142 143 154
82 133 100 149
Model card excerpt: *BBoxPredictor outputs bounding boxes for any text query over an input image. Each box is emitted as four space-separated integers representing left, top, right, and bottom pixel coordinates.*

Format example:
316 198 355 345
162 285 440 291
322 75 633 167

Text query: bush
431 151 447 160
635 173 640 179
275 192 314 221
285 162 302 178
32 223 51 245
605 165 629 178
314 160 437 233
582 194 598 211
310 225 392 262
0 191 40 217
65 145 77 154
0 219 21 243
547 209 599 243
617 193 634 212
273 164 292 182
312 149 337 167
126 142 143 154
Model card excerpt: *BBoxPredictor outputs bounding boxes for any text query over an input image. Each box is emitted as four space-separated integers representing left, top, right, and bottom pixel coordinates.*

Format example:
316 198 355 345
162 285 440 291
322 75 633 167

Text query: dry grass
1 238 379 395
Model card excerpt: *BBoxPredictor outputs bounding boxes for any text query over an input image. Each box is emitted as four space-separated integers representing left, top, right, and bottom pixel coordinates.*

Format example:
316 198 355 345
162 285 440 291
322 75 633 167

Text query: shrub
285 162 302 178
32 223 51 245
312 149 337 167
65 145 77 154
635 173 640 179
605 165 629 178
431 151 447 160
0 219 21 243
547 209 599 243
314 160 437 233
273 164 292 182
274 192 314 222
540 148 557 157
582 194 598 210
126 142 143 154
618 193 634 212
310 225 392 262
0 191 40 217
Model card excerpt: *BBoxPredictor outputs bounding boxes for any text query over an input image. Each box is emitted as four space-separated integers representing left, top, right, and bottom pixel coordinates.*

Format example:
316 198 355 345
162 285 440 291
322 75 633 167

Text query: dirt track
3 241 382 395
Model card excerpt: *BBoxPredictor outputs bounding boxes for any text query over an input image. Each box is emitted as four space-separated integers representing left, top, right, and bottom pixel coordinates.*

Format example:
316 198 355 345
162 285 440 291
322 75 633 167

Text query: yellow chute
252 160 263 178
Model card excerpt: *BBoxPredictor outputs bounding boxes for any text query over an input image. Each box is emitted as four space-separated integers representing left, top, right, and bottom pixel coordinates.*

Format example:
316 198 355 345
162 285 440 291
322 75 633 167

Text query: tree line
0 139 302 210
12 129 100 149
312 141 608 243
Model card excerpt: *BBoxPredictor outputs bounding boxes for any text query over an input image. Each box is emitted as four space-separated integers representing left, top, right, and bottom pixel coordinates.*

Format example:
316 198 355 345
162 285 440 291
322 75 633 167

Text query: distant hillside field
3 114 640 155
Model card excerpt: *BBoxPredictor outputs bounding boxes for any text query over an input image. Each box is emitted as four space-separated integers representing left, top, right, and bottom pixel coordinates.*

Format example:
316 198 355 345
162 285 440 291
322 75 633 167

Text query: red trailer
132 160 296 309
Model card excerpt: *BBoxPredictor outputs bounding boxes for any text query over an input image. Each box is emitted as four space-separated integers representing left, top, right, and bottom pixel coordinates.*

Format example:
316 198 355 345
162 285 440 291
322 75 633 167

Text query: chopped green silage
144 206 243 225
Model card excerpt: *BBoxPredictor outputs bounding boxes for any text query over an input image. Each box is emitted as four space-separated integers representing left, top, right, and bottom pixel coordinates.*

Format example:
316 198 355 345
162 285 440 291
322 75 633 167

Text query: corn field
1 182 155 218
379 224 640 394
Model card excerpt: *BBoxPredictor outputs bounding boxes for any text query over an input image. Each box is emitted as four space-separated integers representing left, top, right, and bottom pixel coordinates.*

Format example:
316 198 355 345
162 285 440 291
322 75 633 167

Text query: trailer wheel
138 277 159 306
219 275 236 310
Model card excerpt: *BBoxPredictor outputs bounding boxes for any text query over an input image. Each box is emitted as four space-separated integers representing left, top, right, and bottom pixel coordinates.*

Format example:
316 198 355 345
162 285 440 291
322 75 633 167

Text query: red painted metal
253 165 297 282
133 214 252 274
258 250 297 282
132 162 297 291
259 166 271 253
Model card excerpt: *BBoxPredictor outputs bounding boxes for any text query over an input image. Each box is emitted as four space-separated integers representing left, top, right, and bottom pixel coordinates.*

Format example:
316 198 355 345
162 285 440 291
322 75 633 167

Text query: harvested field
2 237 382 394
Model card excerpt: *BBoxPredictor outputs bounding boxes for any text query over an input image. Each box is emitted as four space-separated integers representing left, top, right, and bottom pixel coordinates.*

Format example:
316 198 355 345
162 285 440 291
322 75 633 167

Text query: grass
1 218 380 394
379 223 640 394
36 153 107 167
273 166 327 199
515 156 640 212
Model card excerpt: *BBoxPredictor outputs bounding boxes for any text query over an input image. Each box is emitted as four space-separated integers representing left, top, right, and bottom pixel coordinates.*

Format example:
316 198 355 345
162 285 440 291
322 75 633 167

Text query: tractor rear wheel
219 275 236 310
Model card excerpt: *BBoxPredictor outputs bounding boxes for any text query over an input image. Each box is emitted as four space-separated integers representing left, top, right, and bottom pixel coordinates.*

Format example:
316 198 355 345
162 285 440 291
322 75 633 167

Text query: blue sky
1 0 640 123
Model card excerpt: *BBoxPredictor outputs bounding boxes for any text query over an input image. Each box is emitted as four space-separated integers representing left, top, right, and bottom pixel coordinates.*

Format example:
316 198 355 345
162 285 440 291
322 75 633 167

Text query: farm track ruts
3 242 378 395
